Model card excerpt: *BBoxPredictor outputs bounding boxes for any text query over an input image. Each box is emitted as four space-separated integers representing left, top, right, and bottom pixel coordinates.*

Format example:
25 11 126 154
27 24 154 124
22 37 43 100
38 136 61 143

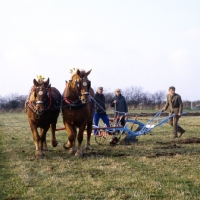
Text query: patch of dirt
154 144 182 149
112 153 130 157
146 152 177 158
176 138 200 144
83 151 107 158
156 137 200 145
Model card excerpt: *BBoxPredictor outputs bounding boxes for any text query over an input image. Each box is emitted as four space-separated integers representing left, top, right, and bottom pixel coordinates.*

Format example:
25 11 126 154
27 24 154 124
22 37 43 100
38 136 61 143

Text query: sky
0 0 200 101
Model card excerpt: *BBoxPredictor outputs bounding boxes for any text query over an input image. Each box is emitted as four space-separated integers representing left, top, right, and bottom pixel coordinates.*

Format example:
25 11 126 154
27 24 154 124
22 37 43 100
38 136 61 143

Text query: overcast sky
0 0 200 101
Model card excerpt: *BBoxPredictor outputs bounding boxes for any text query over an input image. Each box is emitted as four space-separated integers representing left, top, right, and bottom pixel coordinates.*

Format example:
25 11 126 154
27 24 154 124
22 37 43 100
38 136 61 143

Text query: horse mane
29 91 35 102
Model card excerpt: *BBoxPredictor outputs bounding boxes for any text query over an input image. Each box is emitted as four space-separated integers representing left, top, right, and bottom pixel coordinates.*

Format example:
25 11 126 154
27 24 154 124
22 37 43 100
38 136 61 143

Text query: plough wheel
94 131 108 145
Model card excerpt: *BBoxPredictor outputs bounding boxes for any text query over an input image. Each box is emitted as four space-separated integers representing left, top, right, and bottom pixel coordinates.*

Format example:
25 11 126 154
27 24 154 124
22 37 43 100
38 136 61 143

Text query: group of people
93 87 128 135
94 86 185 138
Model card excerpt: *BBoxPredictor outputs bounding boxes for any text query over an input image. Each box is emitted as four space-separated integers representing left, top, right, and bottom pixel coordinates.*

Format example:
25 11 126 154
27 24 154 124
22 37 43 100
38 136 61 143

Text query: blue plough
94 110 187 145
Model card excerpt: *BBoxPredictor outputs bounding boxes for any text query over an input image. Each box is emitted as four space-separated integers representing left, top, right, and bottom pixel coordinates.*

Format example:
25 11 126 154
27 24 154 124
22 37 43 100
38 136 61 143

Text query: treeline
0 86 199 112
0 94 27 111
0 86 200 111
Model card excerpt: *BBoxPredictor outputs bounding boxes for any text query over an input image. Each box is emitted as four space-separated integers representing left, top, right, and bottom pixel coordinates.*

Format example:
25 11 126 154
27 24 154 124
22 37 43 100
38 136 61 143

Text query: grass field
0 111 200 200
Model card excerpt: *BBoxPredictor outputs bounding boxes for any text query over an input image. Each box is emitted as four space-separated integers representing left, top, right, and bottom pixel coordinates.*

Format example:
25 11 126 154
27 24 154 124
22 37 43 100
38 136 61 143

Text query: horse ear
86 69 92 77
77 69 81 75
44 78 49 87
88 81 91 89
33 79 38 86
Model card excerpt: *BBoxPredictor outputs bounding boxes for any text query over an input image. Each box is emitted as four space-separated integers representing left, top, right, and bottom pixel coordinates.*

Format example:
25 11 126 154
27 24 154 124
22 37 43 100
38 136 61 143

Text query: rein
90 96 106 113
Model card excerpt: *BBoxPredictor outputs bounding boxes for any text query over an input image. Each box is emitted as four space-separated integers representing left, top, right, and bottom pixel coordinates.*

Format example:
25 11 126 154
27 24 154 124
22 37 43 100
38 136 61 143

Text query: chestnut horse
62 69 95 157
26 78 61 158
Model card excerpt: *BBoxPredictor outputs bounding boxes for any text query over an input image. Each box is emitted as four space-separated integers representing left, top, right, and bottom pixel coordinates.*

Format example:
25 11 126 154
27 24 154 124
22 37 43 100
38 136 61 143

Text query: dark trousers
168 114 185 135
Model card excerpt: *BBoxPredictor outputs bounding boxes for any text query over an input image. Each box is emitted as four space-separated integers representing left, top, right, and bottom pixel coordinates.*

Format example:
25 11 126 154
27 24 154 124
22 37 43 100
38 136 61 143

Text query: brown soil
154 143 182 149
146 152 177 158
156 137 200 144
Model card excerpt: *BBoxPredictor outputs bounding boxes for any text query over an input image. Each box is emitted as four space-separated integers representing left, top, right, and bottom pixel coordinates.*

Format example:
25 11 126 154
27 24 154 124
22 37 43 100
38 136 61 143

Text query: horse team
25 69 95 158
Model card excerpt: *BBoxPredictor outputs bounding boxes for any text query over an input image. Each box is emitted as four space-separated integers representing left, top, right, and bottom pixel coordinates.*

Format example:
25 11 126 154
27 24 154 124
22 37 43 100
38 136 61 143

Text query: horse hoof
35 150 44 158
63 143 69 149
69 148 76 155
85 145 91 150
35 155 44 159
75 152 83 157
63 142 72 149
51 140 58 147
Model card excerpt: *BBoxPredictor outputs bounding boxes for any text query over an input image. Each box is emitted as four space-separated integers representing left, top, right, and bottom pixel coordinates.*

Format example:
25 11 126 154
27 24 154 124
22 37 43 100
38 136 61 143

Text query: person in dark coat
162 86 185 138
93 87 110 135
110 89 128 126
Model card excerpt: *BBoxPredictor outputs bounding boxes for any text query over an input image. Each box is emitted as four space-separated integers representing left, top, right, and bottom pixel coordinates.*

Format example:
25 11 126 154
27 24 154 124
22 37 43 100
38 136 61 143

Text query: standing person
162 86 185 138
93 87 110 135
110 89 128 127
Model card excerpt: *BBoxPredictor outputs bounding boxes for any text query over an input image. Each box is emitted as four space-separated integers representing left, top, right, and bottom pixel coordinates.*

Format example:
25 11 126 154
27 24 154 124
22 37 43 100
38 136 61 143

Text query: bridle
63 74 91 106
28 85 52 118
74 76 91 96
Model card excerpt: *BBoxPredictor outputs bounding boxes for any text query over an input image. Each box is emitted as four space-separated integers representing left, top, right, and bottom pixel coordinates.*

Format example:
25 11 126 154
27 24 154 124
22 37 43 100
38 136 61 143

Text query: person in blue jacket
110 88 128 127
93 87 110 135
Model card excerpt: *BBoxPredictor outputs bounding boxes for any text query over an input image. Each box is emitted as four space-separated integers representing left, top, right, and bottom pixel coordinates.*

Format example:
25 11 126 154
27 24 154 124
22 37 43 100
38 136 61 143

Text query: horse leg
50 122 58 147
30 125 43 158
63 123 77 154
85 120 93 150
40 127 49 153
75 126 85 157
69 127 77 154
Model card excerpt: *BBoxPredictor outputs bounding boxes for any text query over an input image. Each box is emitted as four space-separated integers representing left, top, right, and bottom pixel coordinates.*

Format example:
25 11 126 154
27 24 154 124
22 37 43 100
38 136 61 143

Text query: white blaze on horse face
38 91 43 95
83 81 87 86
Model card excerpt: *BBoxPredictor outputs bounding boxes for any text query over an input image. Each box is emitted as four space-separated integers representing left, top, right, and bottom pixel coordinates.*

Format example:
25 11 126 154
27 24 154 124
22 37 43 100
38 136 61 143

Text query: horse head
69 69 92 104
32 78 51 115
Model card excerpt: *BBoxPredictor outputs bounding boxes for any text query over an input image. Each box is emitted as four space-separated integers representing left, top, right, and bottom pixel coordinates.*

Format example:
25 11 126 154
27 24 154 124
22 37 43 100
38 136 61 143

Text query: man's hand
113 100 117 104
162 108 166 112
178 113 182 117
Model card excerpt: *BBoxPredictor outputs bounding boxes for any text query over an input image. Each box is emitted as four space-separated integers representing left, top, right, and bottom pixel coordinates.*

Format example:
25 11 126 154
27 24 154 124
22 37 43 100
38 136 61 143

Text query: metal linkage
124 110 187 139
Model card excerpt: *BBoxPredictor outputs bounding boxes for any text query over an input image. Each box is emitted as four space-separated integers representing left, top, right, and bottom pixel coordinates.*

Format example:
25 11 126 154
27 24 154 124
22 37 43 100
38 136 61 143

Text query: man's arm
124 97 128 113
178 95 183 115
110 99 115 107
162 94 169 111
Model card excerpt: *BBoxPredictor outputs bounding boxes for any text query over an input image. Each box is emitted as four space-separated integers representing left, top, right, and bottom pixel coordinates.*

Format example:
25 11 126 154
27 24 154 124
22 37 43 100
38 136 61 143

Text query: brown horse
62 69 95 157
26 78 61 158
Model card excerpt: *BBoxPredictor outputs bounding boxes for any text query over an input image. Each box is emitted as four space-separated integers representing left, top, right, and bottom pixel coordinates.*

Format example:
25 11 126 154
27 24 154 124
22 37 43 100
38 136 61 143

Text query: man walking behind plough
162 86 185 138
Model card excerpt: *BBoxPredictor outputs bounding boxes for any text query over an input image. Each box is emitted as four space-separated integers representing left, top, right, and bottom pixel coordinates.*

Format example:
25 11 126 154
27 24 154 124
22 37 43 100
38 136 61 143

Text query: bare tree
151 91 165 109
0 94 27 110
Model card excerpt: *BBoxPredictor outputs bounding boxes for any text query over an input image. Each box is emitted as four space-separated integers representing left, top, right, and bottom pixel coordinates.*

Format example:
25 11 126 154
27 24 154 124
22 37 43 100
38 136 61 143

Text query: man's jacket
95 92 106 113
164 93 183 114
110 94 128 115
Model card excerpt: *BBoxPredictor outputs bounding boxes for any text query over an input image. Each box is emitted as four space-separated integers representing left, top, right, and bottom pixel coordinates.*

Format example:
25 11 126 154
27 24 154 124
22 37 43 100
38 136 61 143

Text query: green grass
0 112 200 199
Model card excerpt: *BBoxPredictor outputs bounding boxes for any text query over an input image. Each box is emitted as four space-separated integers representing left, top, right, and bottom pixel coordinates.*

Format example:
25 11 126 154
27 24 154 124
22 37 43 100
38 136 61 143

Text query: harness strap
46 87 52 110
27 100 36 112
64 97 71 104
